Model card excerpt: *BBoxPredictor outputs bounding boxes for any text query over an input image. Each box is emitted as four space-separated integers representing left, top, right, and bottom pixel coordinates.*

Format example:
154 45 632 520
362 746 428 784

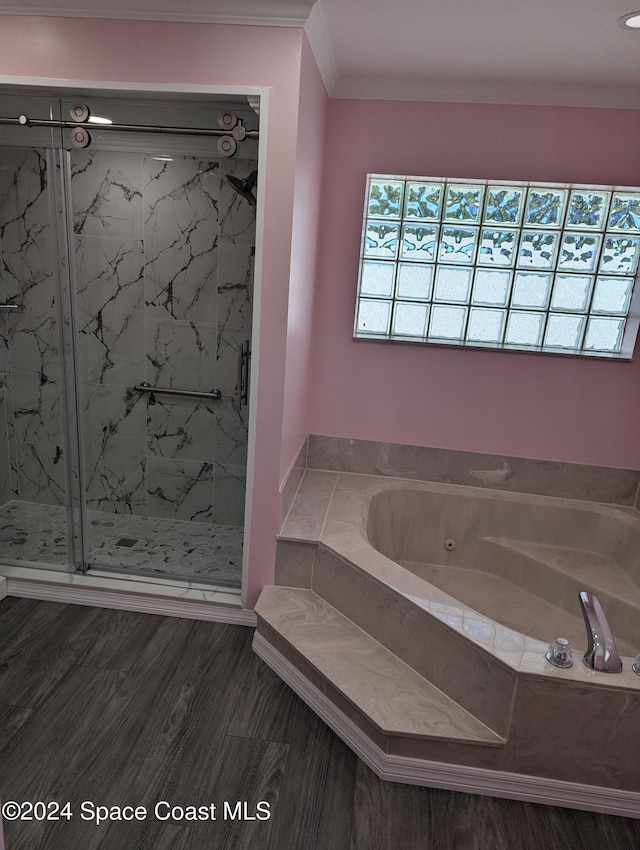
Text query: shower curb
2 571 256 625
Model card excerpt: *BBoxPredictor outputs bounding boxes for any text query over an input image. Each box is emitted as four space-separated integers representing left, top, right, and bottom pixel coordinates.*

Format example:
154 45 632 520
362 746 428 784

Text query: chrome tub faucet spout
578 590 623 673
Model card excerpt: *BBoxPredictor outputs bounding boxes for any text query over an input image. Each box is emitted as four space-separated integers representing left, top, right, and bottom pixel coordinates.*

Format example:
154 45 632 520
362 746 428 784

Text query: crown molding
0 0 317 27
332 75 640 111
304 2 338 94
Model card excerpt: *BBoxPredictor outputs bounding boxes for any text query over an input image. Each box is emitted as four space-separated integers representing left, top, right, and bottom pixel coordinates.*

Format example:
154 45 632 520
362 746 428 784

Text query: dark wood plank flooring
0 597 639 849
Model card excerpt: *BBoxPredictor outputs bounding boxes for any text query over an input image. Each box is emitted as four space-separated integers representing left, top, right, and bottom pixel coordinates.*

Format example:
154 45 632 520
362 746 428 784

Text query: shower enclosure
0 89 257 588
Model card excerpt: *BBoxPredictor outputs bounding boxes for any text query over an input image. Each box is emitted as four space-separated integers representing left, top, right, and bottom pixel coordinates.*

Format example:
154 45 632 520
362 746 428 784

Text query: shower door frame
0 77 268 607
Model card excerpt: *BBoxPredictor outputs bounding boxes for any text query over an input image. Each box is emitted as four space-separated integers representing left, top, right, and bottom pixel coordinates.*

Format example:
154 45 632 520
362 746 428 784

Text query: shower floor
0 500 243 587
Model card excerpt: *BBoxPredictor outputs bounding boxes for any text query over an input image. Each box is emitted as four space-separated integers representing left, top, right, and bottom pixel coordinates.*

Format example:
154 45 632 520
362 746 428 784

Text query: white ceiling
2 0 640 108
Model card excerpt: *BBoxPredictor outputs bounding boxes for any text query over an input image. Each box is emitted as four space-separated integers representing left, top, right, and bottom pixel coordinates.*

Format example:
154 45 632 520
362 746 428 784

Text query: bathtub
274 465 640 807
365 484 640 657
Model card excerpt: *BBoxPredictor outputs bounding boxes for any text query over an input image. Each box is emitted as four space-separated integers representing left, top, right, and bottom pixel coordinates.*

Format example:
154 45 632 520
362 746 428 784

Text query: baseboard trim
253 631 640 819
4 574 257 626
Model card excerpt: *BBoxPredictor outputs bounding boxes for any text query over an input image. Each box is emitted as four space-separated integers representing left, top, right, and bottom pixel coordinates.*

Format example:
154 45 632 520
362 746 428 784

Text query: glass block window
355 175 640 358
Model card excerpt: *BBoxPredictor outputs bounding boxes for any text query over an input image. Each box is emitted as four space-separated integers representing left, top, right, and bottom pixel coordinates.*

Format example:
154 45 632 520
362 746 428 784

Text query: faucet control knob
546 637 573 668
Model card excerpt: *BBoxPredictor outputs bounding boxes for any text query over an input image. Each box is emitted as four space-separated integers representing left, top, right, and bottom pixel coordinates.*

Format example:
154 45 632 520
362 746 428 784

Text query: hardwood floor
0 597 639 849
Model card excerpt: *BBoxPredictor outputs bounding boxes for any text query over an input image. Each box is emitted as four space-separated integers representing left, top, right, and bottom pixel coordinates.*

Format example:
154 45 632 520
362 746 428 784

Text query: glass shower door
61 96 256 587
0 93 83 570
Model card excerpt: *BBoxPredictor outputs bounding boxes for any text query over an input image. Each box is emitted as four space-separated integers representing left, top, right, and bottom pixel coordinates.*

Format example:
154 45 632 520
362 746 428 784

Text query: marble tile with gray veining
71 149 143 239
217 242 254 335
307 435 640 505
78 309 146 387
215 394 248 467
144 156 219 322
74 233 144 318
74 233 145 385
213 462 246 526
147 456 213 523
6 306 61 376
0 147 56 308
81 383 147 514
147 394 216 463
11 369 64 447
146 318 217 393
15 441 66 506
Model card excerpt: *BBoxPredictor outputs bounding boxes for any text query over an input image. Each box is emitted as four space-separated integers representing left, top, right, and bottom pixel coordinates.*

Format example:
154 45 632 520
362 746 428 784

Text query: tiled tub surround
256 462 640 811
306 434 640 507
0 142 254 583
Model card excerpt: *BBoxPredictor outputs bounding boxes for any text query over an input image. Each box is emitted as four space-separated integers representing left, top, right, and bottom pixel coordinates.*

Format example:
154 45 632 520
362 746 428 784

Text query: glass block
359 261 395 298
367 179 404 218
405 182 443 219
504 311 545 347
517 231 558 269
543 314 585 349
608 192 640 233
355 299 391 335
566 190 610 230
591 277 634 315
484 186 525 225
443 184 484 223
558 233 601 273
400 223 439 262
429 305 467 340
396 263 434 300
466 308 506 343
524 188 567 228
391 302 429 337
599 235 640 276
439 226 478 264
477 229 518 266
364 220 399 259
549 275 593 313
433 266 473 303
584 317 625 352
472 269 512 306
511 271 552 309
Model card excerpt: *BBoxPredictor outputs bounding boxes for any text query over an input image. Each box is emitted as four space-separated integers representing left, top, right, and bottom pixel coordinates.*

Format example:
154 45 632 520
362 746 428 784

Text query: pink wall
280 36 329 482
309 99 640 470
0 15 305 605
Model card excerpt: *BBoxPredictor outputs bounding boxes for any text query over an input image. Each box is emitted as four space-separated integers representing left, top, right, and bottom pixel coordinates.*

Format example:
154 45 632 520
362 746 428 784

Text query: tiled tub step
254 585 505 748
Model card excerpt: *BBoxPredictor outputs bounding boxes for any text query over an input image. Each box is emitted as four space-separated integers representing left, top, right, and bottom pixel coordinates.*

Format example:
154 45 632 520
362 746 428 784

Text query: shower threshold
0 500 243 588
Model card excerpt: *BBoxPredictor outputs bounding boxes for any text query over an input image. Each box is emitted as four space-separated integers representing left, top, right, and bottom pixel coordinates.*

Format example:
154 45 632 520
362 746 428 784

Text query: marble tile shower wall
0 146 254 526
0 147 66 508
73 150 255 525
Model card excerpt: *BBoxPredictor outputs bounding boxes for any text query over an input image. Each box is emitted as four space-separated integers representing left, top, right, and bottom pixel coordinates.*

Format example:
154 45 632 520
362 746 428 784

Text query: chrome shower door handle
236 340 250 407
